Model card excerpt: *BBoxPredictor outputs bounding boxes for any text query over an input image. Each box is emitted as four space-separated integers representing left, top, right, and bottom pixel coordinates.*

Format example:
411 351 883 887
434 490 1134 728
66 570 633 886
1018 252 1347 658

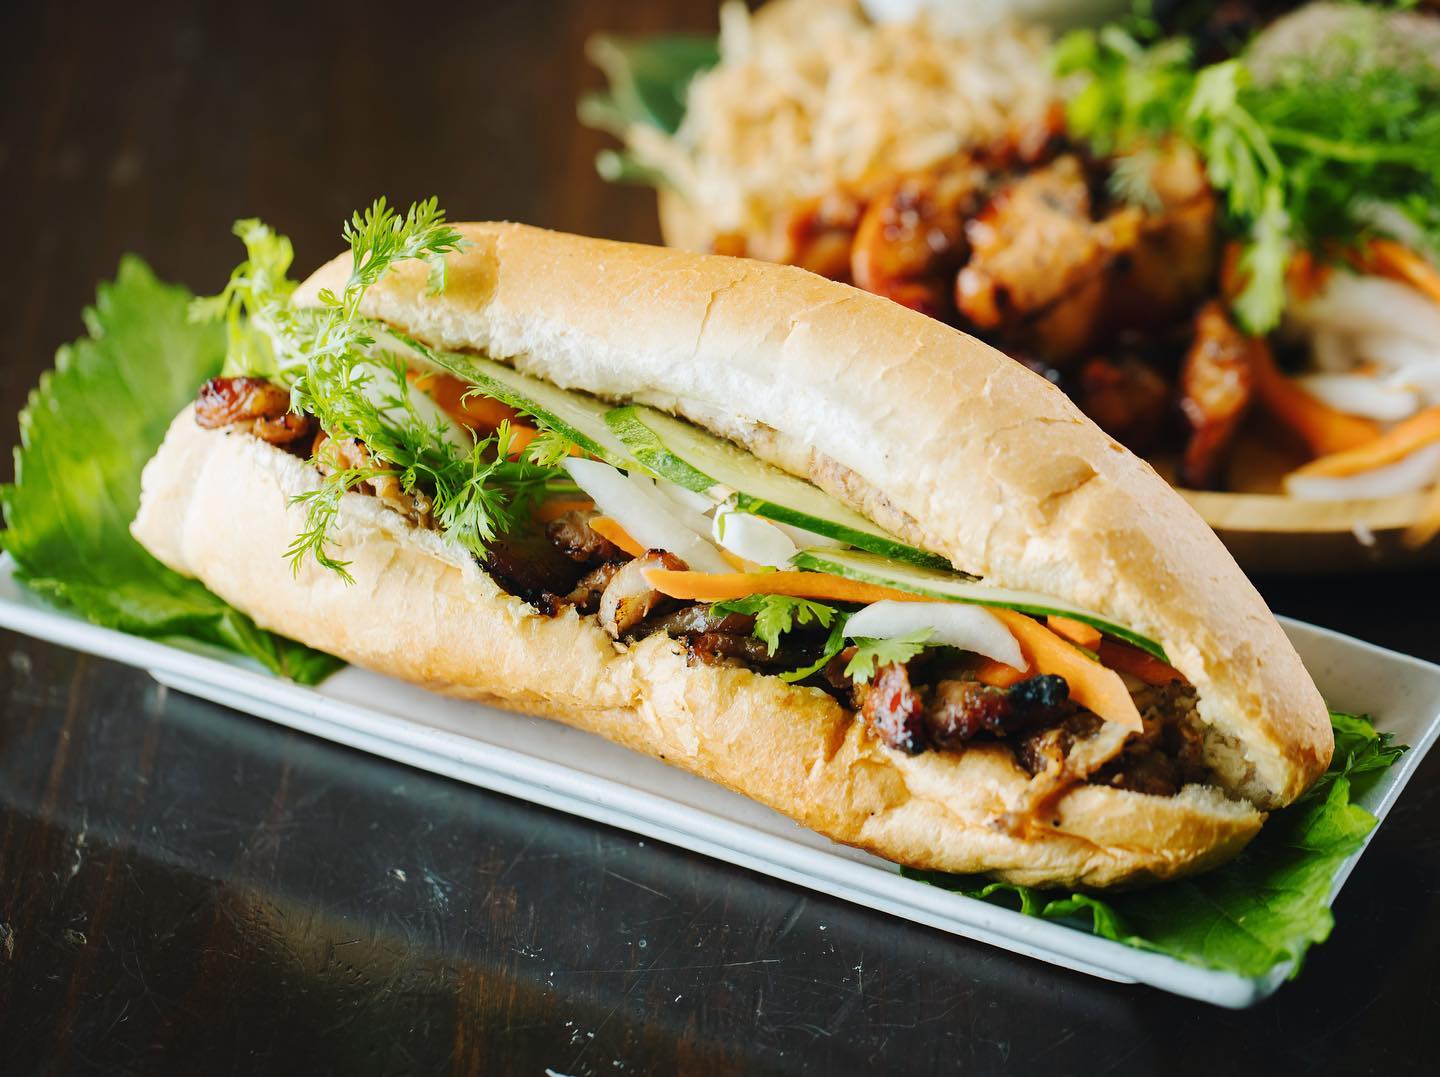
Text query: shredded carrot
504 423 540 459
641 570 1144 731
641 568 923 606
533 498 595 524
989 610 1143 732
1250 340 1382 458
719 550 748 571
1356 238 1440 306
1286 249 1332 303
410 371 520 433
1219 241 1245 300
1290 405 1440 479
1098 640 1183 687
968 656 1026 689
1045 615 1101 651
588 517 647 558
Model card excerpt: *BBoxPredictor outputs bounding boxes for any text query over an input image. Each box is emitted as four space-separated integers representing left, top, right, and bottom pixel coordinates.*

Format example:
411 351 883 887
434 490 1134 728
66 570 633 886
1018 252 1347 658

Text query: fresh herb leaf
196 198 563 572
1055 12 1440 334
285 464 388 583
904 711 1407 978
525 427 581 469
844 631 933 685
709 594 840 654
779 613 851 684
580 33 721 188
1 258 341 683
580 33 719 137
189 218 296 379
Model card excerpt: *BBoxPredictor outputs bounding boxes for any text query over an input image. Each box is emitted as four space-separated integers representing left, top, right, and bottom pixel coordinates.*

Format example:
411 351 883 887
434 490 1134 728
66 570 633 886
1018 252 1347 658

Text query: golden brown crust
291 222 1332 807
132 412 1263 887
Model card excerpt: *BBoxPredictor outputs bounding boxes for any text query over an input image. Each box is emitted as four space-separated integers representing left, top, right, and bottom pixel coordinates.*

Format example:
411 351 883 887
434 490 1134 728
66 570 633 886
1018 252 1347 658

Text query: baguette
133 222 1332 887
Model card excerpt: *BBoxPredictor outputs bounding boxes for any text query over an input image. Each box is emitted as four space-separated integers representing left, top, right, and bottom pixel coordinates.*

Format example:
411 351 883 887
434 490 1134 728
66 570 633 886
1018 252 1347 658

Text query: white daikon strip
653 477 720 516
845 601 1027 672
1308 328 1355 373
627 472 716 538
1295 374 1420 422
563 458 731 573
1299 274 1440 346
1284 442 1440 501
1356 333 1440 373
711 509 798 569
1354 200 1440 264
1385 362 1440 401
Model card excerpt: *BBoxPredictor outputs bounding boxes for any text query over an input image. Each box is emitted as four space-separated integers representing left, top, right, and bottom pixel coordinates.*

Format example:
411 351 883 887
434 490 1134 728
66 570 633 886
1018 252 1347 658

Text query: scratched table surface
3 2 1440 1074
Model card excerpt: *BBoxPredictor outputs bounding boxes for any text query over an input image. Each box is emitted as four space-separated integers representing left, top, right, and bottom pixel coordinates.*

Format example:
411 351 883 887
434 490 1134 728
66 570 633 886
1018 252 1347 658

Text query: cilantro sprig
843 632 934 686
707 595 942 687
708 594 858 684
1056 12 1440 334
194 198 565 576
709 594 840 653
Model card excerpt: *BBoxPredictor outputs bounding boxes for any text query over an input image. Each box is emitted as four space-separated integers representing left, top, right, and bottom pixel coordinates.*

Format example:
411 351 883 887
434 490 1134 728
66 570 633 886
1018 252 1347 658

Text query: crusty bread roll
132 222 1333 887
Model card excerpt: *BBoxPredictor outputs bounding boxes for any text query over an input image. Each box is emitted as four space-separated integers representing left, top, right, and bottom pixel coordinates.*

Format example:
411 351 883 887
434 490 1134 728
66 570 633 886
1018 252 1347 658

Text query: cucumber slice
379 328 636 468
605 405 951 569
793 548 1168 660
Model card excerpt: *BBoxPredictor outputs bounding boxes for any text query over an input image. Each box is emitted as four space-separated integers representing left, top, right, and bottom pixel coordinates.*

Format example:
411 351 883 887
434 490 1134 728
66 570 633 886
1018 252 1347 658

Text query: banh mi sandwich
131 202 1333 888
587 0 1440 559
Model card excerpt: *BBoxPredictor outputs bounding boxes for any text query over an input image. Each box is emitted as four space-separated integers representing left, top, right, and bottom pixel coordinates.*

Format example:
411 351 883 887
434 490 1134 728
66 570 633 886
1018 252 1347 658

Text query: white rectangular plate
0 552 1436 1007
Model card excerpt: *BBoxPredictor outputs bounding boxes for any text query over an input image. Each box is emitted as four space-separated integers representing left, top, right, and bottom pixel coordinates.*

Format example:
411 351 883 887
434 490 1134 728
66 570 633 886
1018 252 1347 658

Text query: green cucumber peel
381 328 636 468
603 404 714 492
604 404 951 570
791 548 1169 661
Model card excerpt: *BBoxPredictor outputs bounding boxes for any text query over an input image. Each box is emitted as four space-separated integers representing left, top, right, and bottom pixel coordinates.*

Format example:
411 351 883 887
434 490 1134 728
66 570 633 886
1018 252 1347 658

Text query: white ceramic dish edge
0 553 1436 1008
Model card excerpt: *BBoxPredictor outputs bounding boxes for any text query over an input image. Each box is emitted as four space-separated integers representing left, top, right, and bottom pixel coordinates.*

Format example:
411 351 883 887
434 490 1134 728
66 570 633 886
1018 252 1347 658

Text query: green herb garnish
195 198 565 575
844 632 934 686
709 594 842 654
1 259 340 682
905 711 1407 978
1056 11 1440 334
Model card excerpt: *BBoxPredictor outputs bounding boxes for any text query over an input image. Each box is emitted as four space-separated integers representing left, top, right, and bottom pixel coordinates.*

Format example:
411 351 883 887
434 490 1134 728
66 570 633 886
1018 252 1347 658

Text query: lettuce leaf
904 712 1405 978
1 256 342 684
579 33 718 184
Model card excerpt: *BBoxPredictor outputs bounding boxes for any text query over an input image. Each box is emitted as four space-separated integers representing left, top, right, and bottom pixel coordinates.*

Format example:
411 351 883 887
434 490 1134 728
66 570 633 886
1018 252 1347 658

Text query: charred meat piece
251 412 317 446
639 604 757 639
556 562 624 615
977 102 1067 172
854 662 926 755
1074 355 1173 454
776 190 865 281
482 529 592 613
824 647 859 693
688 632 778 668
598 551 687 638
313 432 433 527
1106 143 1219 332
195 376 316 447
851 163 985 319
955 155 1142 363
545 509 622 566
1178 302 1255 489
195 376 291 427
923 674 1071 747
1014 710 1102 780
1091 683 1207 797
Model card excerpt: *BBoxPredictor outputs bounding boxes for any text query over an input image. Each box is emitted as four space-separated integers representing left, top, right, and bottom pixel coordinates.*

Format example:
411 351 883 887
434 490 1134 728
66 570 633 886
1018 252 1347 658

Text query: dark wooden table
3 3 1438 1074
